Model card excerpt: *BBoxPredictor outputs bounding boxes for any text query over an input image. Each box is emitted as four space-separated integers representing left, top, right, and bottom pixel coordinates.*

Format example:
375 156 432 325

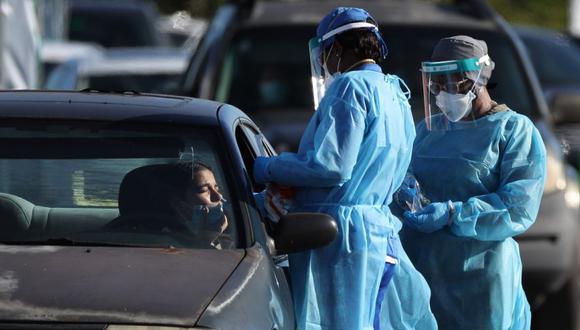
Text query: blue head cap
316 7 388 60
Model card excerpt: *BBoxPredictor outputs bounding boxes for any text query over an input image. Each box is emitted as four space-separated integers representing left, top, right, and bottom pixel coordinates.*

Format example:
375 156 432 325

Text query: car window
215 26 315 113
69 8 156 48
520 32 580 87
216 25 535 120
86 74 182 93
380 27 534 119
0 120 238 250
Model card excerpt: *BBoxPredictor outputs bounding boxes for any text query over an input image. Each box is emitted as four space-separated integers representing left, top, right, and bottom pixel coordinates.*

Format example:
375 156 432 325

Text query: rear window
520 31 580 87
0 120 238 250
69 8 156 48
85 74 182 94
216 25 535 120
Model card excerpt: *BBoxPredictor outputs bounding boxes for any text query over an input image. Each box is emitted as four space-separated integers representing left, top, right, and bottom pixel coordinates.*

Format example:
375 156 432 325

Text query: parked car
45 47 188 94
67 0 166 48
180 0 580 328
516 26 580 170
40 40 104 85
0 90 337 329
157 11 208 52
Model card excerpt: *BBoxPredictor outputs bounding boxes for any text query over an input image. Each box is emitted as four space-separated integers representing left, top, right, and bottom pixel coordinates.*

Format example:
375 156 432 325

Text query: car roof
514 25 568 40
0 91 224 124
75 48 189 76
245 0 495 30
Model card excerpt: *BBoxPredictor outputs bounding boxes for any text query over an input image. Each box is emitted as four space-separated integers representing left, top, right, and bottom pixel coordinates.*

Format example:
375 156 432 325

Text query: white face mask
435 90 476 122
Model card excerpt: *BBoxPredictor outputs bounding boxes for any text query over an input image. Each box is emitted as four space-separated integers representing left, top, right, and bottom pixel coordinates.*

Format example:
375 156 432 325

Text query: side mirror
272 212 338 255
550 91 580 125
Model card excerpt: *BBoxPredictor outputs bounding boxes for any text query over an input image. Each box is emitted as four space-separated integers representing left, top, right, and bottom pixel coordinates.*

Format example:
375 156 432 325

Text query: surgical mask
192 198 226 230
435 90 476 122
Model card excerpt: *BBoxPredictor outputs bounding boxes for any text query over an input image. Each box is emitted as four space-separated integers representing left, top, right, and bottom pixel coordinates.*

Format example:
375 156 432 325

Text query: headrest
0 193 34 238
118 164 193 217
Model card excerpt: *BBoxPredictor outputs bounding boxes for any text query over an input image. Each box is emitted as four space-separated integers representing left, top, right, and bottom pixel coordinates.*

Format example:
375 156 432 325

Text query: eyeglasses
429 78 474 95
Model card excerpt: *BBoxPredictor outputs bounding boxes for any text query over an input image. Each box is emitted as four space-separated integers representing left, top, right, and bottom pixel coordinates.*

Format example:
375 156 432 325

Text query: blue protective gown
401 108 546 329
257 64 435 330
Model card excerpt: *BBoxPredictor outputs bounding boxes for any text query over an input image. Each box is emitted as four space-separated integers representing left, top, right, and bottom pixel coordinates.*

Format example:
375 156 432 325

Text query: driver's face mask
192 198 227 232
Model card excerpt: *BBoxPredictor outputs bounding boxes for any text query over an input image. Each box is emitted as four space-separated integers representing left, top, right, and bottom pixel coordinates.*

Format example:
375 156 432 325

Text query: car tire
532 249 580 330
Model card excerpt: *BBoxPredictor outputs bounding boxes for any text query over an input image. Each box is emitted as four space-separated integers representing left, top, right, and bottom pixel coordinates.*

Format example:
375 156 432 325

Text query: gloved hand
395 174 430 212
403 201 452 233
264 183 294 223
253 156 272 184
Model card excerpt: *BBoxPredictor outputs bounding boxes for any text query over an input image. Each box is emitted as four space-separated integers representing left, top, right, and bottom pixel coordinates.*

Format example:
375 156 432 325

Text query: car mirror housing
272 212 338 255
550 91 580 125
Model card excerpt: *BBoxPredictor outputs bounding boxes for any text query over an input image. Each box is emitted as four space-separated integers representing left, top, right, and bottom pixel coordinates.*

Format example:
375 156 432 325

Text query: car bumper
517 189 578 296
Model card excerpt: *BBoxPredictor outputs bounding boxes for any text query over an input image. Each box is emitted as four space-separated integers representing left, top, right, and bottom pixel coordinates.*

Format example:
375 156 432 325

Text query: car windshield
217 25 534 120
0 119 238 250
85 74 182 93
519 31 580 87
69 8 155 47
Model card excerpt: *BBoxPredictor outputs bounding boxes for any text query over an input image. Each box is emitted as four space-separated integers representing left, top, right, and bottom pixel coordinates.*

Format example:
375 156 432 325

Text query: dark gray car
180 1 580 328
0 91 337 329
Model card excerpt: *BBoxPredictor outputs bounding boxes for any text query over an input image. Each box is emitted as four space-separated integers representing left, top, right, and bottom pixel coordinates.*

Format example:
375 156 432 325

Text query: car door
233 120 295 329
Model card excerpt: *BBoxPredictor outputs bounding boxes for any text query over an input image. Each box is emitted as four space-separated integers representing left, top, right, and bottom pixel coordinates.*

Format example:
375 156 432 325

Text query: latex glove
403 202 451 233
264 183 294 223
395 174 430 212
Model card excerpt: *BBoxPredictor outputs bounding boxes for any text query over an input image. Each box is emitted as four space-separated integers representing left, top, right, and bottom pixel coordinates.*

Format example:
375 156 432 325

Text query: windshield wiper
1 238 152 248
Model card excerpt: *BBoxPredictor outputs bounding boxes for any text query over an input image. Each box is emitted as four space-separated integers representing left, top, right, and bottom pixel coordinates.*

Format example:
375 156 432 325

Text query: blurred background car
157 10 208 52
66 0 167 48
40 40 104 86
179 1 580 329
45 47 188 94
517 26 580 171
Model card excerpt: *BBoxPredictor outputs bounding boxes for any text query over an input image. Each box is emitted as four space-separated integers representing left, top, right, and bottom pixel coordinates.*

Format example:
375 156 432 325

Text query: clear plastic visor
309 37 326 110
421 57 485 130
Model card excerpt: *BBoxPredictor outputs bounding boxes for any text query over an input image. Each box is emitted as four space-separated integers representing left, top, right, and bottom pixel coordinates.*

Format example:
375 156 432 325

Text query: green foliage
489 0 569 31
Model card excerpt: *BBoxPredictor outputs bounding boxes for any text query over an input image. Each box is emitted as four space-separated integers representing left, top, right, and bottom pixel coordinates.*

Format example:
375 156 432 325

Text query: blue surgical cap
316 7 388 59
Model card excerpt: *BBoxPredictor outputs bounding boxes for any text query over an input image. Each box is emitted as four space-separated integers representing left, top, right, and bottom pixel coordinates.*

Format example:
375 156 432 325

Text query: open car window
0 119 239 250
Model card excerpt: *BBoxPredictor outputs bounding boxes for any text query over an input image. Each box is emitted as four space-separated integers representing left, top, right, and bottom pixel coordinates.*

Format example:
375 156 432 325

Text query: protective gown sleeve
261 96 366 187
448 117 547 241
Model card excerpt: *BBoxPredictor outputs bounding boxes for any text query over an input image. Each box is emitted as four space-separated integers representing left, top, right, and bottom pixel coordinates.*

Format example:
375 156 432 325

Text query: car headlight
544 148 567 194
107 326 213 330
564 168 580 209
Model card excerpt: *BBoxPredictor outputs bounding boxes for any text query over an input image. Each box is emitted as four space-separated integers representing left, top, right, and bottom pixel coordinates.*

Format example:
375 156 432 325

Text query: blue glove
253 156 272 184
403 202 452 233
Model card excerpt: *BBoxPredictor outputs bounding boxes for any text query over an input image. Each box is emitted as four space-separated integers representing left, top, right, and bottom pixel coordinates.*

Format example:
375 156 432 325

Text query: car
66 0 167 48
0 90 337 329
45 47 189 94
180 0 580 328
157 11 208 52
40 40 105 85
516 25 580 170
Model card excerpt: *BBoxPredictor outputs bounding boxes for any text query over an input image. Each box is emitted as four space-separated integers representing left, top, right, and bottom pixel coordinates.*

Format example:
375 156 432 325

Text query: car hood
0 245 244 326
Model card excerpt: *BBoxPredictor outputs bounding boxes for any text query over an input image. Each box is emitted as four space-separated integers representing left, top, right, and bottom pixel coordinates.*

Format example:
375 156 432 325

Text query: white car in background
45 47 188 94
40 40 104 85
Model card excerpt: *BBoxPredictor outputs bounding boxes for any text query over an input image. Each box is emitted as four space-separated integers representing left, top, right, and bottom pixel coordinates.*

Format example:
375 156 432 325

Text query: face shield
309 37 326 110
421 55 490 130
309 22 385 110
